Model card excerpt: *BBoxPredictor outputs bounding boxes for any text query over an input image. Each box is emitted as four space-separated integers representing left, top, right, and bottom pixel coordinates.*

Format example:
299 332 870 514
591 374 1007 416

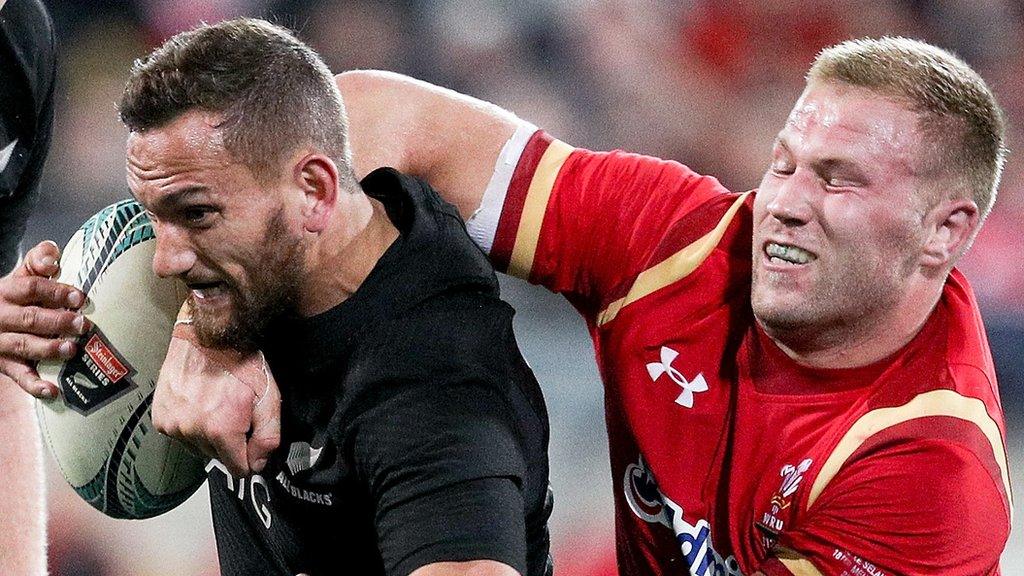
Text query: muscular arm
338 70 520 220
337 70 731 299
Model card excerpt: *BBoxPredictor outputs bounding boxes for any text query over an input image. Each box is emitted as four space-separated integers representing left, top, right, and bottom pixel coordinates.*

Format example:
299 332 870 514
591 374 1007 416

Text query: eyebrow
771 136 793 157
134 185 211 212
773 134 867 176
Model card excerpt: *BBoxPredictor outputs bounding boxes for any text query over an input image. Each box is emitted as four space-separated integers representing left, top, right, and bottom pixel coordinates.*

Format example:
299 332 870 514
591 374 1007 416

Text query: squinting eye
825 177 856 189
770 160 794 175
182 207 215 226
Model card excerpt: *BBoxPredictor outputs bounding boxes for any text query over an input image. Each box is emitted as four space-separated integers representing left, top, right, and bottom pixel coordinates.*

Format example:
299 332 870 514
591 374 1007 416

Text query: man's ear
293 153 339 234
920 197 979 272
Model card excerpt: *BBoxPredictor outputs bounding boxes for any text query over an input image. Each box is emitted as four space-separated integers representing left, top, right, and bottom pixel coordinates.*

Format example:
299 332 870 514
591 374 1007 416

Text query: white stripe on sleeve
465 121 537 255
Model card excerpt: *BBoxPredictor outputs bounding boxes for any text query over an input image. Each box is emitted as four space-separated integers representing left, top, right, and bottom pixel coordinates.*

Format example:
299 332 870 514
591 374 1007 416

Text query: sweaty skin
750 81 976 368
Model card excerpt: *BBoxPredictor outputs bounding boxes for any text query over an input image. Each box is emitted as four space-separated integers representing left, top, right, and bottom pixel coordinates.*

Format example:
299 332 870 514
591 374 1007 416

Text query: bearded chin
190 214 303 353
189 290 281 354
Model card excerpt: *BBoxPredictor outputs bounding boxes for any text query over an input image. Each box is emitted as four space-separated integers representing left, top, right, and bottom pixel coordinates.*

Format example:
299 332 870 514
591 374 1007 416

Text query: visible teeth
766 243 815 264
192 283 226 300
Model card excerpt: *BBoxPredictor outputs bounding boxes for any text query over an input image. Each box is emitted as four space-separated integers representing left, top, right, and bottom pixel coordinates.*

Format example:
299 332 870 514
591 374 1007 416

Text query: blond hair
808 37 1006 221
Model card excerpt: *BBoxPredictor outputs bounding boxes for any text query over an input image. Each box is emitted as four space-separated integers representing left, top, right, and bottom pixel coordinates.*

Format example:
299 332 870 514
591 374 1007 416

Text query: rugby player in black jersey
0 1 58 573
117 19 550 576
0 15 553 576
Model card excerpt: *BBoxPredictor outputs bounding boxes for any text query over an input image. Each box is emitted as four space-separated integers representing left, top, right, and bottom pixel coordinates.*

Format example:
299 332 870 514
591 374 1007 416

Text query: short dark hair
119 18 354 184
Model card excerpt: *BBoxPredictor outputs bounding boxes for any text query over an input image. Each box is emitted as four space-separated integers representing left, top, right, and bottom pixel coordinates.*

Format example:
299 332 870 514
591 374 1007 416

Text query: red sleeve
489 131 734 314
767 417 1010 576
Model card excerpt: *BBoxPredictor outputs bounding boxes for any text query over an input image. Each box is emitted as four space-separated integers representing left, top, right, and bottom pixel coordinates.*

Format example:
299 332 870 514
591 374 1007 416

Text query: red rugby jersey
468 129 1012 576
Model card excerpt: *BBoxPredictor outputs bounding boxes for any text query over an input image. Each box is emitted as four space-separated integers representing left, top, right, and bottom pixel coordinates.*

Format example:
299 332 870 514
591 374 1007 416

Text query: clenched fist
153 314 281 478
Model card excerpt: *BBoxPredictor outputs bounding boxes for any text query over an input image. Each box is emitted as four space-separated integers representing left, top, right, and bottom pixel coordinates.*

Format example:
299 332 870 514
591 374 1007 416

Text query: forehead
780 82 924 169
126 111 233 184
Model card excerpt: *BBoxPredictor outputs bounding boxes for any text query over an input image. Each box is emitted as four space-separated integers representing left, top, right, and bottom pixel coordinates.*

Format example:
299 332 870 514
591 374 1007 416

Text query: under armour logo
646 346 708 408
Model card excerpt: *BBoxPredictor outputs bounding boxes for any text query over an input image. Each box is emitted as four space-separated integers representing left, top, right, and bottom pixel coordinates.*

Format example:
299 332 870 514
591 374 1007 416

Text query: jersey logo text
623 456 742 576
756 458 812 548
207 459 273 529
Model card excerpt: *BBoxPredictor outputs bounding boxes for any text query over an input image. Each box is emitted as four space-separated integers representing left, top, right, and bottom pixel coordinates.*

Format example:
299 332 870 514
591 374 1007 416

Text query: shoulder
786 438 1009 574
0 0 56 108
786 408 1010 574
374 287 514 350
339 287 546 439
342 292 540 482
801 401 1011 571
810 389 1010 517
351 288 519 383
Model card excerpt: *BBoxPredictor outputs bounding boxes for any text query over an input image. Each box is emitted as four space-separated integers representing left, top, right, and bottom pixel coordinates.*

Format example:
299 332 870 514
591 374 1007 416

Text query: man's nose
151 222 197 278
766 169 815 226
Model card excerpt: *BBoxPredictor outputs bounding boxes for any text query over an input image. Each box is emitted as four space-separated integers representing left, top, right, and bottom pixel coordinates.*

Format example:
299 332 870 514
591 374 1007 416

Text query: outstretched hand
0 240 89 399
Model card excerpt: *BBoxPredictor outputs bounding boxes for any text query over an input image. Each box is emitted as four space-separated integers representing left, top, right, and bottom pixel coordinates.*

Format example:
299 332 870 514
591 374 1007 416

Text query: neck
762 280 943 369
298 193 399 316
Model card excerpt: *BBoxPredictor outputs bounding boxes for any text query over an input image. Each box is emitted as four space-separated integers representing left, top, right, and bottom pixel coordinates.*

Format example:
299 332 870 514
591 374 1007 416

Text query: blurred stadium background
20 1 1023 574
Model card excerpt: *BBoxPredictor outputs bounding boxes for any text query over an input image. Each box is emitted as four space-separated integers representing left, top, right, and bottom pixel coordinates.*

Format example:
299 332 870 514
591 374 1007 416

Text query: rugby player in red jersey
3 34 1011 575
339 38 1012 576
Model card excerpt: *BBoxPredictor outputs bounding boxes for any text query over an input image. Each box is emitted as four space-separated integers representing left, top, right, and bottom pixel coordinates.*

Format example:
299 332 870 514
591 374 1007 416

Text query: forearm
337 70 521 220
0 382 47 575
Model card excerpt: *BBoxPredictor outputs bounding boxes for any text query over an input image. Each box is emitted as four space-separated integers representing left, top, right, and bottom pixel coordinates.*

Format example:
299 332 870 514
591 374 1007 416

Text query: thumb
15 240 61 279
247 356 281 473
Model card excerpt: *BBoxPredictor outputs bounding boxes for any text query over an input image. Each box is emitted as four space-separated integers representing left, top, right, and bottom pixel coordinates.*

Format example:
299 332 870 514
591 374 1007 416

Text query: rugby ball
36 199 206 519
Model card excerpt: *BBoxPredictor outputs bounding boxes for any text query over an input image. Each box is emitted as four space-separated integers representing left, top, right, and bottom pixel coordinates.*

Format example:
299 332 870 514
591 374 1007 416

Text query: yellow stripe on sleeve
506 139 575 279
807 389 1011 523
778 556 825 576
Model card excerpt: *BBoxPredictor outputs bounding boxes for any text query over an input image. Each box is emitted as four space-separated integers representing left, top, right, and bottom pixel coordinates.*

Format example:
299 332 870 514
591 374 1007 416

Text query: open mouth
764 242 817 266
187 281 229 301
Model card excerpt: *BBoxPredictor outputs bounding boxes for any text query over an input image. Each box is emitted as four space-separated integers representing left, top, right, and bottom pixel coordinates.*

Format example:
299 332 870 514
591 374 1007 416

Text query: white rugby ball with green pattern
36 199 206 519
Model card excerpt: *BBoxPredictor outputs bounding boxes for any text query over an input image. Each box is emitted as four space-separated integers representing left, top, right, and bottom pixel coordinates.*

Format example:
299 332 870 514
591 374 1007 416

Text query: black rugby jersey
0 0 56 273
208 168 553 576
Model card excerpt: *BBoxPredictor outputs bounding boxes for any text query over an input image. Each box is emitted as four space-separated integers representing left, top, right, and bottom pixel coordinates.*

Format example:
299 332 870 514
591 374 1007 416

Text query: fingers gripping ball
35 199 206 519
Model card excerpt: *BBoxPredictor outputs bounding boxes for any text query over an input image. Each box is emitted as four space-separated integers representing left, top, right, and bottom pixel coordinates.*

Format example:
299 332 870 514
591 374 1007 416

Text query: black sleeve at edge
384 476 526 576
